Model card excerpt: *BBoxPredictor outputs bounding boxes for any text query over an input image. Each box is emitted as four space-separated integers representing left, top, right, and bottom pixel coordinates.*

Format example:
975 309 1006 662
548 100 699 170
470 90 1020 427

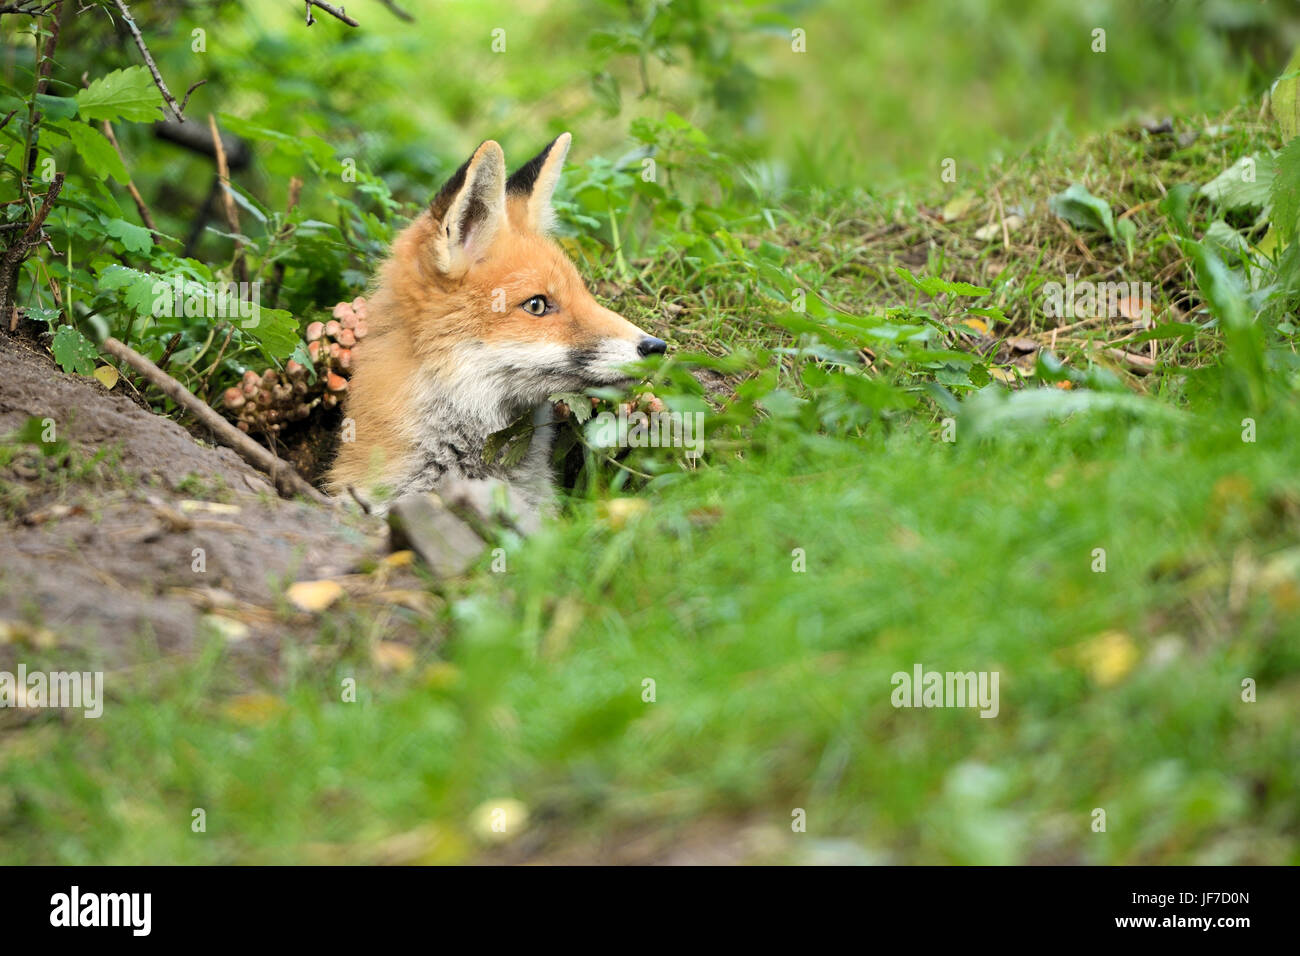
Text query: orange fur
327 139 657 501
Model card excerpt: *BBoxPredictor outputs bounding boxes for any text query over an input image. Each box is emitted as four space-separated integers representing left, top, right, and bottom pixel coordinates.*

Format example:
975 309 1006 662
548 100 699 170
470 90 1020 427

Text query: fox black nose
638 336 668 357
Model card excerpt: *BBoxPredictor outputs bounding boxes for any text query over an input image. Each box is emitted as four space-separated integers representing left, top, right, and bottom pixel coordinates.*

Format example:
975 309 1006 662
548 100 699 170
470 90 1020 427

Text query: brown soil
0 331 394 674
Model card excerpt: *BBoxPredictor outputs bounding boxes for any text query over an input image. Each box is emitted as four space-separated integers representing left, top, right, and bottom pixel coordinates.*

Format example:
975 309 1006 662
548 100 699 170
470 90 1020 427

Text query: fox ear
429 140 508 276
506 132 571 234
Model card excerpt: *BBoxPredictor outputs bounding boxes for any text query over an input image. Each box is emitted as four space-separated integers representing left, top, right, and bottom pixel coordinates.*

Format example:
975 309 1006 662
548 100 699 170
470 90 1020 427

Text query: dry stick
375 0 413 21
305 0 359 26
100 120 159 240
111 0 186 122
207 113 246 283
267 176 303 308
101 336 331 504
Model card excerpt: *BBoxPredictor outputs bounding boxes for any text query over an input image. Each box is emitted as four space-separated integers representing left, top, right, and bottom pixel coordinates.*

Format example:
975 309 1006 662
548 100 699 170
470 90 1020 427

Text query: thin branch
304 0 359 26
207 113 246 283
179 78 207 114
100 119 160 240
0 2 59 15
101 336 331 504
374 0 413 22
111 0 187 121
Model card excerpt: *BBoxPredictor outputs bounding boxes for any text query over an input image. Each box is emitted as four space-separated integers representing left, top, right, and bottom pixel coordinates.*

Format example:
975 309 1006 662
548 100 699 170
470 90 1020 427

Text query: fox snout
639 336 668 356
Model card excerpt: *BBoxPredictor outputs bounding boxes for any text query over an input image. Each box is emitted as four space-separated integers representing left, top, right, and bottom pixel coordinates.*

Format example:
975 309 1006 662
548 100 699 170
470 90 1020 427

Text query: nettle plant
0 10 405 412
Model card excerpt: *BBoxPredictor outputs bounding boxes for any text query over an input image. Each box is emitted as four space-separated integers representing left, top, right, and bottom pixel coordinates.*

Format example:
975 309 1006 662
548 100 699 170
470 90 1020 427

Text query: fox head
330 135 666 497
394 135 664 412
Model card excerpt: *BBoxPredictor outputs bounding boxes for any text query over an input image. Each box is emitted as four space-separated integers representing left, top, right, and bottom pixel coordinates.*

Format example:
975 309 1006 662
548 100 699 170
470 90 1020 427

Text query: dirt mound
0 332 388 673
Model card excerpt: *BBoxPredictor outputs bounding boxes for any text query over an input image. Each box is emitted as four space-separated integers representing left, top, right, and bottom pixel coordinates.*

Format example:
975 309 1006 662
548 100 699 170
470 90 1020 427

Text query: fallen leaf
372 641 415 672
92 365 119 390
200 613 250 643
974 214 1023 242
0 619 57 648
942 191 976 222
1078 631 1139 686
286 579 345 613
380 550 415 570
221 692 286 725
960 318 988 335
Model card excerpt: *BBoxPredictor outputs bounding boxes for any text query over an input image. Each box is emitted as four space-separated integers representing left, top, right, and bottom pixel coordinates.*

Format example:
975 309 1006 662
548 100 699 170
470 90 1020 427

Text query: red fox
327 134 666 512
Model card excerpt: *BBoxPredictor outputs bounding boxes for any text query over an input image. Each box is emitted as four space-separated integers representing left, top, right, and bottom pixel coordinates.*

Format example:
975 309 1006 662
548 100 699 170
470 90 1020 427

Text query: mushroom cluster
222 298 369 433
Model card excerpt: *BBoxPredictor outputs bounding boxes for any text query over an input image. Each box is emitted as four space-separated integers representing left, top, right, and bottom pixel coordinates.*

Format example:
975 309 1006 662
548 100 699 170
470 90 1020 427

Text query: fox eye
521 295 549 316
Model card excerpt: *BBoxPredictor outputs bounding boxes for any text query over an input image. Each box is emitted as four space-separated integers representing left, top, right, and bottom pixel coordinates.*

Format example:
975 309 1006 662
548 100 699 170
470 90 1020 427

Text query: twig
111 0 187 121
375 0 413 21
198 323 234 396
267 176 302 307
178 78 207 114
207 113 247 283
101 336 331 504
0 2 59 13
0 173 63 321
304 0 359 26
100 120 160 240
155 331 182 372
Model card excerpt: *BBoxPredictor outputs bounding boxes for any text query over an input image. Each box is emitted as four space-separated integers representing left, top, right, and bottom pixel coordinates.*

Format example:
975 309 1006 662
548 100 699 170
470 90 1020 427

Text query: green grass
3 391 1297 864
3 0 1300 863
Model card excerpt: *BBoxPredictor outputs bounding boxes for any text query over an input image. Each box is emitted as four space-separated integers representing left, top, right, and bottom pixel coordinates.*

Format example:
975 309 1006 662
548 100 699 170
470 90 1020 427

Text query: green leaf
76 67 163 123
1270 48 1300 140
65 122 128 183
1269 135 1300 245
1048 183 1116 236
50 325 98 376
245 307 299 361
550 392 594 424
98 264 159 315
895 266 991 298
1199 156 1274 211
102 217 152 254
483 413 534 465
35 93 79 120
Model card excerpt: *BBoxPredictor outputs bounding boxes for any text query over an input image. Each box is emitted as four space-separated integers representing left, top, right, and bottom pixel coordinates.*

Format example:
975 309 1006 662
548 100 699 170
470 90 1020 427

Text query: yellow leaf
990 367 1019 384
601 497 649 529
372 641 415 672
1078 631 1139 686
93 365 119 390
286 579 345 613
379 550 414 570
221 692 286 725
942 191 976 222
960 318 988 334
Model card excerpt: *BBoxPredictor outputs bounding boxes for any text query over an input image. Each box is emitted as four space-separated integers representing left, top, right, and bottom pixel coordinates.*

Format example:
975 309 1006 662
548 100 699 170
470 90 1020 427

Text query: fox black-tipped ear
506 132 571 235
429 140 508 276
